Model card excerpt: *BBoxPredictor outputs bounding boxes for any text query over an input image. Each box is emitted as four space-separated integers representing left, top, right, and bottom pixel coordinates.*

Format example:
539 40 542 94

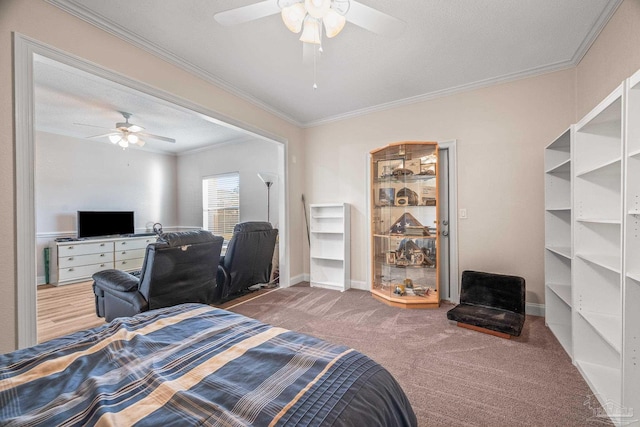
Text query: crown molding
303 59 577 127
46 0 622 129
569 0 623 65
45 0 304 127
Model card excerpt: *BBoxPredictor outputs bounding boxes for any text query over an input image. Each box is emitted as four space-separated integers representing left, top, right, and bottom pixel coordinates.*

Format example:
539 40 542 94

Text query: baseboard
349 280 368 291
526 303 545 317
288 274 308 287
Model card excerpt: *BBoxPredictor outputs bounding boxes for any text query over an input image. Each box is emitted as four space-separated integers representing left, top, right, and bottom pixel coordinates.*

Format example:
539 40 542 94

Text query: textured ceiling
45 0 621 126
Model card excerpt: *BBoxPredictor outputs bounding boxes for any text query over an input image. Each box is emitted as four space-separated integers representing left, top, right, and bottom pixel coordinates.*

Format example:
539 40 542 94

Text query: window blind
202 172 239 241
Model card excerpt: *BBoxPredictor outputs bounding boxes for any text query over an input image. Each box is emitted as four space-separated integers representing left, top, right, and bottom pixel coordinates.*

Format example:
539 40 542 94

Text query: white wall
177 138 281 228
35 131 178 282
303 70 576 308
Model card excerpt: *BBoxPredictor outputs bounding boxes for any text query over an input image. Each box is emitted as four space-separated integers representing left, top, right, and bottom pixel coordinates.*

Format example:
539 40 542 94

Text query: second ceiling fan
77 112 176 149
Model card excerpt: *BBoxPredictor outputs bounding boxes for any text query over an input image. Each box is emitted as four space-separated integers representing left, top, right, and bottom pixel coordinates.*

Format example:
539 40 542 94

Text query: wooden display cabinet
370 141 439 308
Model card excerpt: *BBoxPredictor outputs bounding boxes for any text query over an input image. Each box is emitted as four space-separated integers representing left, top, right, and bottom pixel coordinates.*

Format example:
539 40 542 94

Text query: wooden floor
37 281 279 343
37 281 105 343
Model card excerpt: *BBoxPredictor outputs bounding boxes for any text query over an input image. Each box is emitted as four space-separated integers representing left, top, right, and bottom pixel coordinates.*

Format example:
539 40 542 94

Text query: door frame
14 33 290 349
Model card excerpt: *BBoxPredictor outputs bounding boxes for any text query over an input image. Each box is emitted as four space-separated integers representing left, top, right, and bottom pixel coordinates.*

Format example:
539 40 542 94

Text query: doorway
15 34 290 348
438 141 459 303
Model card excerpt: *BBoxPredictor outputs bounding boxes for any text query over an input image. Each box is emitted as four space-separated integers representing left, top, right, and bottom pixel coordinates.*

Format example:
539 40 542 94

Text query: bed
0 303 416 426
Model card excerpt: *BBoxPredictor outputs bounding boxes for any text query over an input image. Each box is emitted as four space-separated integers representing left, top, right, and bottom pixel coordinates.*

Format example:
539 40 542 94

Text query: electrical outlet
459 208 468 219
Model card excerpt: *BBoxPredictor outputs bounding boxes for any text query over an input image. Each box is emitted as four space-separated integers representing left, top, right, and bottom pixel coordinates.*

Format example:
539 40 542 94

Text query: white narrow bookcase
545 71 640 422
544 127 573 357
309 203 350 291
573 83 624 410
623 69 640 421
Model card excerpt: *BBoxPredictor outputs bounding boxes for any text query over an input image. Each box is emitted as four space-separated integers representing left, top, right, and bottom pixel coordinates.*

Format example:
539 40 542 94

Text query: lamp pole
265 181 273 223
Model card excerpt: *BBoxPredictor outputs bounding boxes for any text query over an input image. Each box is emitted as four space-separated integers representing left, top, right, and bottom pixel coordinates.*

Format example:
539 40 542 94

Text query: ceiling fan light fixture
304 0 330 19
281 2 306 33
127 133 139 145
108 134 121 144
323 8 346 38
299 16 321 44
118 138 129 148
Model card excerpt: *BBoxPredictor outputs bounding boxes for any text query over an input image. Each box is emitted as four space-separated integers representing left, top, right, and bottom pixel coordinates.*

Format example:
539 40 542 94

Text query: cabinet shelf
545 246 571 259
547 322 572 356
577 311 622 353
575 253 621 274
575 217 621 225
576 157 621 178
373 175 436 184
575 361 621 408
628 147 640 158
545 158 571 174
310 230 343 234
373 233 436 240
311 255 344 262
546 207 571 212
547 283 571 307
627 271 640 283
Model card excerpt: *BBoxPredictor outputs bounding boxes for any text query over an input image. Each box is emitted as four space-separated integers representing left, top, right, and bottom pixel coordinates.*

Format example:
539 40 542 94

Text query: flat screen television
77 211 134 238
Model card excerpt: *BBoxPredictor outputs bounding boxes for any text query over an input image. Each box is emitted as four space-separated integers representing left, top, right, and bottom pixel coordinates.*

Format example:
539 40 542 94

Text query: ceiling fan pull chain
313 44 318 89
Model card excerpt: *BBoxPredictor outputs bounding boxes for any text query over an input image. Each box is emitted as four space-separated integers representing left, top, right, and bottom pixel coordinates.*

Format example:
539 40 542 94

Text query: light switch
459 208 468 219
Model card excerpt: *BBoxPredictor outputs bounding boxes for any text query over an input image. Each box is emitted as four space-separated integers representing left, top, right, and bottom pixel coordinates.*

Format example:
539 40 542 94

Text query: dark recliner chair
93 230 224 321
216 222 278 303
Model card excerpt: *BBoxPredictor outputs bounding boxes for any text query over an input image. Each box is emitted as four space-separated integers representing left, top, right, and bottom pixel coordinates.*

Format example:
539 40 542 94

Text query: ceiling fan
214 0 405 41
75 112 176 148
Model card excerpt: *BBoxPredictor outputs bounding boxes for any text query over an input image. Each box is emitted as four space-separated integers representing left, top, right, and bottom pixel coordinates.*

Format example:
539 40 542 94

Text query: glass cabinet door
370 142 439 308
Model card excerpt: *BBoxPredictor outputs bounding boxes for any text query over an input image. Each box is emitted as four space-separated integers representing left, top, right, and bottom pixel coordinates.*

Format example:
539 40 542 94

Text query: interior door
438 148 451 300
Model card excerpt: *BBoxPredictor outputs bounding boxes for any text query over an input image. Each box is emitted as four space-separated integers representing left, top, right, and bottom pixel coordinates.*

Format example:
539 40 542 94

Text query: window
203 172 239 241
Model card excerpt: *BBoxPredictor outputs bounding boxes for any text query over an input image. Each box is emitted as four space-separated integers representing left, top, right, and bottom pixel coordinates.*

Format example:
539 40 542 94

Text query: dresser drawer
115 248 146 261
115 258 144 271
59 252 111 268
58 262 113 283
114 237 154 250
116 258 144 271
58 241 114 256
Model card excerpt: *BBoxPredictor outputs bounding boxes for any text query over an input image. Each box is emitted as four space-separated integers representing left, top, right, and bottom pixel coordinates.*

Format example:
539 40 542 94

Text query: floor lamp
257 172 277 223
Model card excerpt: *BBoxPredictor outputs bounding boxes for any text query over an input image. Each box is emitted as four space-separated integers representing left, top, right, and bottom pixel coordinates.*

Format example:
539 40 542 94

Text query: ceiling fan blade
86 132 118 139
138 132 176 143
127 124 144 132
135 138 146 147
73 123 113 130
346 1 405 38
214 1 280 26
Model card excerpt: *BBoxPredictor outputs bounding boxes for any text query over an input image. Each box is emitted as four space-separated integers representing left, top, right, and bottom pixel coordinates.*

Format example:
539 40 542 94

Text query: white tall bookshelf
309 203 350 291
573 84 624 411
623 69 640 423
544 128 573 357
545 72 640 424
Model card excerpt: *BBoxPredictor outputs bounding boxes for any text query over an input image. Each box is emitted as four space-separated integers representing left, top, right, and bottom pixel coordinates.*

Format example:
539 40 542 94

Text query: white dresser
54 235 156 285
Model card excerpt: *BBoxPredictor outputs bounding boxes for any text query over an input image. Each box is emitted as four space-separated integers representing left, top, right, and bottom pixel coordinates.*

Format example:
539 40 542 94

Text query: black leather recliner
216 222 278 303
93 230 224 321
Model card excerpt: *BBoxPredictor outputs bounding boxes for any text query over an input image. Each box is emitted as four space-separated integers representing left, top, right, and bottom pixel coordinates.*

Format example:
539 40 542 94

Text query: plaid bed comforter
0 304 416 426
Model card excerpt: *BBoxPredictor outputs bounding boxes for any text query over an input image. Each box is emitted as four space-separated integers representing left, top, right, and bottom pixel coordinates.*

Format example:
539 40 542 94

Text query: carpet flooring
228 284 612 426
